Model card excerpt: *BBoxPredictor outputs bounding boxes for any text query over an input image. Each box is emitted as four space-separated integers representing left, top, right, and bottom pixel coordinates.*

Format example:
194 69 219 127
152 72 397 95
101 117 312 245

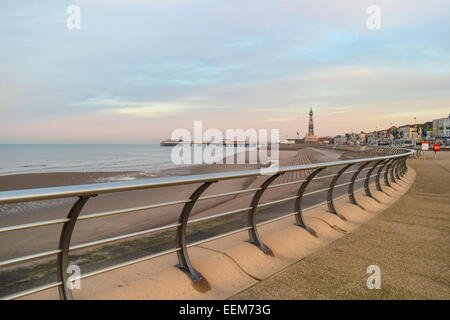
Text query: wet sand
0 147 343 265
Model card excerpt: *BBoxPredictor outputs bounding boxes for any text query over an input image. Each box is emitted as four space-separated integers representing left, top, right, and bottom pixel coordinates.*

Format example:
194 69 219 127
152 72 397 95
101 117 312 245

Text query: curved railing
0 146 414 300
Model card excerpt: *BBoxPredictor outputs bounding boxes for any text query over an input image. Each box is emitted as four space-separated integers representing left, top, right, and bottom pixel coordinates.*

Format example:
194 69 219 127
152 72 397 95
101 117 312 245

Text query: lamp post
414 117 417 147
390 123 394 147
376 126 379 146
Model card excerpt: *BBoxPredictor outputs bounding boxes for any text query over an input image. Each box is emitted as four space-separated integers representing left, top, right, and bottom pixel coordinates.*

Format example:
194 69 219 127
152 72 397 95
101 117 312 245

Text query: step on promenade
232 151 450 300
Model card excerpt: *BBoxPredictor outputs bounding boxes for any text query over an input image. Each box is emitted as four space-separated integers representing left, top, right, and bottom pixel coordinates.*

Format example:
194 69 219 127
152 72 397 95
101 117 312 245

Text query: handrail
0 146 413 300
0 151 411 204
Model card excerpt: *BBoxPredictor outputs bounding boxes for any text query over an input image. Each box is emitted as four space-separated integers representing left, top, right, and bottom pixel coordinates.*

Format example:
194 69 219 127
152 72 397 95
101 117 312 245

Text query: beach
0 146 356 297
0 146 357 297
0 147 344 259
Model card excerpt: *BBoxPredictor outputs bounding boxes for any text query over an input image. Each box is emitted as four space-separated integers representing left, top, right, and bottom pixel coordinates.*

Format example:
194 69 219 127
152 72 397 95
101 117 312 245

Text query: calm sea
0 144 244 176
0 144 187 176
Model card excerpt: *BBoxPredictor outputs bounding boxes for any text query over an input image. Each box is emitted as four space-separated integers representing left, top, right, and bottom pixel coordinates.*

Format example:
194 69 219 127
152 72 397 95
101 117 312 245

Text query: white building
443 116 450 139
430 115 450 145
432 116 449 138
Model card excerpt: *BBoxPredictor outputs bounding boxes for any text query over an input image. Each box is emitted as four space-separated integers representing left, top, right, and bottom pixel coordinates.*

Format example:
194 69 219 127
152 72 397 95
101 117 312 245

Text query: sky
0 0 449 143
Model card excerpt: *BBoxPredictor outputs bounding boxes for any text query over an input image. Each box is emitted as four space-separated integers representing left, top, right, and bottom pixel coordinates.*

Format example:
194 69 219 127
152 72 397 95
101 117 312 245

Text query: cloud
264 117 297 123
73 98 189 117
103 104 186 118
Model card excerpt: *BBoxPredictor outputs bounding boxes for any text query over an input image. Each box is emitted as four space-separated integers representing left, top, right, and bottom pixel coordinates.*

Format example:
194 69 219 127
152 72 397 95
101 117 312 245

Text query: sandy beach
0 147 344 274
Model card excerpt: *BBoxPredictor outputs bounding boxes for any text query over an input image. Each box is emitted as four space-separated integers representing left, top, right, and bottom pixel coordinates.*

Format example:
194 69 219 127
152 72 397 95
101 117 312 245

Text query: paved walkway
232 151 450 299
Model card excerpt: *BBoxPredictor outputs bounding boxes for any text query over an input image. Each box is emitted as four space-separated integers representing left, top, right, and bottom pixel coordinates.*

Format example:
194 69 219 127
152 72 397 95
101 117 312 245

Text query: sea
0 144 246 215
0 144 245 176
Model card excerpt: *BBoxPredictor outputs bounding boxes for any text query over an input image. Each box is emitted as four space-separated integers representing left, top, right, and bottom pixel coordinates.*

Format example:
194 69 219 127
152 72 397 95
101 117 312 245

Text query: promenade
232 151 450 299
5 147 447 300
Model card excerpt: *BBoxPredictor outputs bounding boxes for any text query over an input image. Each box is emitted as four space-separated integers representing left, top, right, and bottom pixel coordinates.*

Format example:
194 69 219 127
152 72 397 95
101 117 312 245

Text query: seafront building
432 115 450 144
443 117 450 140
398 124 418 142
280 110 448 147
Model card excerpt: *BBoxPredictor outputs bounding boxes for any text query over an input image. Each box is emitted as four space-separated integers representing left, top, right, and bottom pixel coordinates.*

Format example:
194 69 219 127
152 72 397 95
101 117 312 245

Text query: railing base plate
246 240 273 255
371 197 382 203
175 264 205 283
329 211 347 221
295 224 318 237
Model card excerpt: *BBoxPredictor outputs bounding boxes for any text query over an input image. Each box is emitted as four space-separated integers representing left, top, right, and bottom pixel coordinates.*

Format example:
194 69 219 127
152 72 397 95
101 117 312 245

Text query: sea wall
21 168 416 300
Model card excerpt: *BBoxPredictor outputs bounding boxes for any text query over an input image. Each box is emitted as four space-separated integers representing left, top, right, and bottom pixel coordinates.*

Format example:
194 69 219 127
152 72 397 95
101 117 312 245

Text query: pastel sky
1 0 449 143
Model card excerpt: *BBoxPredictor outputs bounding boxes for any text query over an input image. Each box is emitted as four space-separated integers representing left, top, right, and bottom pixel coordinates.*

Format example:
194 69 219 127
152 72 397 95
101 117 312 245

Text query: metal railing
0 147 414 300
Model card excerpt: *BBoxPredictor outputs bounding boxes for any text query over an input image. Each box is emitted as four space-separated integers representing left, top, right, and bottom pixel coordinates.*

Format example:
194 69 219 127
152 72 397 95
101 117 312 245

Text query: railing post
349 161 370 209
400 157 407 177
176 181 216 282
364 159 383 203
384 159 396 189
57 195 94 300
394 158 402 181
400 156 405 176
295 168 325 235
376 159 389 194
403 156 408 175
247 172 283 254
402 156 408 175
397 157 404 178
390 158 398 184
327 164 352 219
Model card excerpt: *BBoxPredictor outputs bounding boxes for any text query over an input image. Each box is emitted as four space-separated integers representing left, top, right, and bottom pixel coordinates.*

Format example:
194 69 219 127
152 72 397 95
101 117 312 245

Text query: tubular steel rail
0 147 414 300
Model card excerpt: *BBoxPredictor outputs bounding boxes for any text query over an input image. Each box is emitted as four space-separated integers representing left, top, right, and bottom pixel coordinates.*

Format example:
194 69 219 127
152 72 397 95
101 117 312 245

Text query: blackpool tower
308 106 314 137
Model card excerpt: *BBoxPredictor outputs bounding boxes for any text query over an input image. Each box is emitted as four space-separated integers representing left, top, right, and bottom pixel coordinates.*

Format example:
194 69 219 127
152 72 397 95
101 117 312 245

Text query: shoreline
0 147 348 295
0 146 289 191
0 147 344 264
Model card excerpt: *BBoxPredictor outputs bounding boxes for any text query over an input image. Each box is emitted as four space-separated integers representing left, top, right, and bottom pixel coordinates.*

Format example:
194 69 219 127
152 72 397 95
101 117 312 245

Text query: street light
414 117 417 146
390 123 394 146
375 126 379 145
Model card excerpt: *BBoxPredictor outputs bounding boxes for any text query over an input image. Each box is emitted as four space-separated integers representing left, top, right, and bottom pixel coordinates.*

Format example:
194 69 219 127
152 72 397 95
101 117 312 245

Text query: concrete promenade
232 151 450 299
17 150 448 300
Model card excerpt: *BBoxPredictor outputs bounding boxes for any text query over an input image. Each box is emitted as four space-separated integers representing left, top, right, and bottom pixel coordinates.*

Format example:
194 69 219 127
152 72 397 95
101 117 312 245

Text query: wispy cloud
264 117 296 123
103 104 186 118
74 99 189 118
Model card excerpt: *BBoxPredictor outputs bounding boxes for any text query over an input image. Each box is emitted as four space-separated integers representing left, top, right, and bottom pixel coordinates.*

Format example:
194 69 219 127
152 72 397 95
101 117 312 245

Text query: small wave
114 176 137 181
22 164 47 168
96 176 138 183
0 198 71 217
